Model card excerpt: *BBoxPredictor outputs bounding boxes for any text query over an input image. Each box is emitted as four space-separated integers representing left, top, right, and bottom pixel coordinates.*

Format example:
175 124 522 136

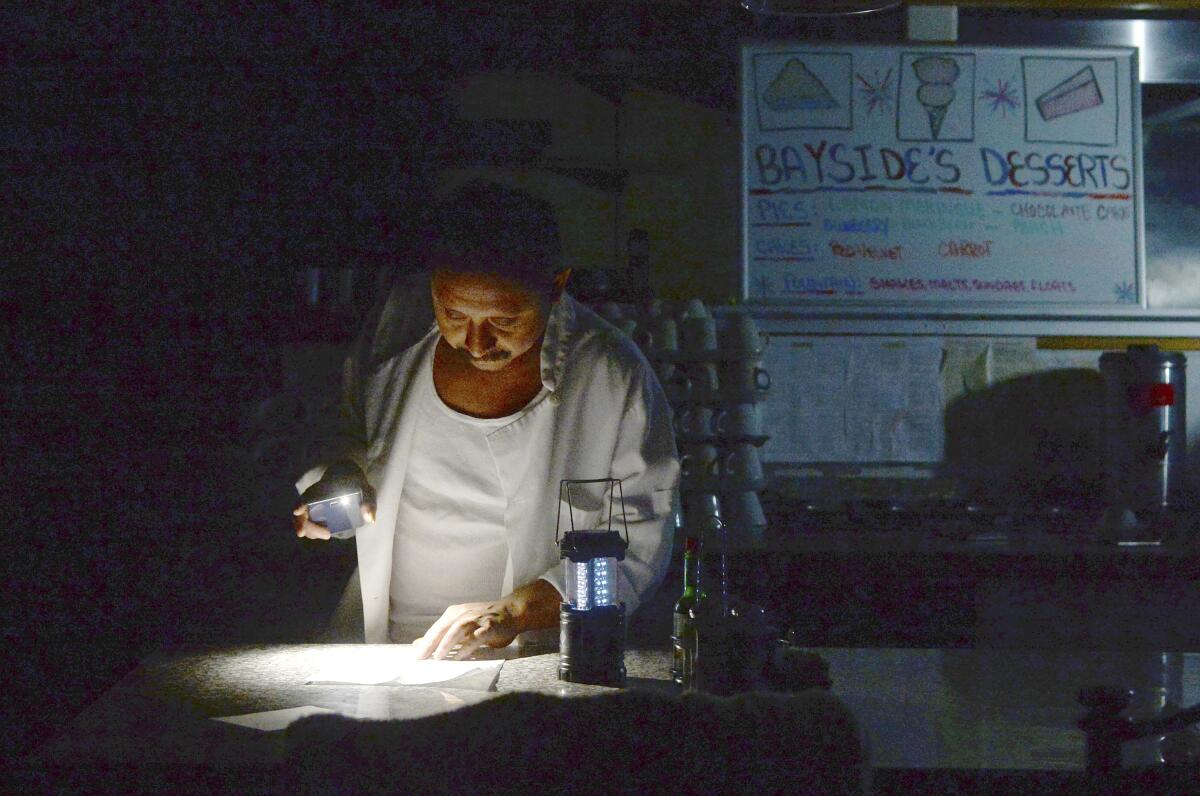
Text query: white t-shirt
388 356 547 642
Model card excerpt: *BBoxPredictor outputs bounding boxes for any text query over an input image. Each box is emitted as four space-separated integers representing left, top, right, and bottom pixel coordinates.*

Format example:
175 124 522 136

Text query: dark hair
421 181 562 288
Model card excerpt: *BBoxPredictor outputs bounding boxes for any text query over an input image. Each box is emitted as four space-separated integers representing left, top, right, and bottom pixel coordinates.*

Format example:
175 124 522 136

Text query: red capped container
1099 345 1188 526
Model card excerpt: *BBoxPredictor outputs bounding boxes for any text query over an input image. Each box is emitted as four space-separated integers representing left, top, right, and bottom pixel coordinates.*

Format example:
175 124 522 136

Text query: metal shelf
734 303 1200 338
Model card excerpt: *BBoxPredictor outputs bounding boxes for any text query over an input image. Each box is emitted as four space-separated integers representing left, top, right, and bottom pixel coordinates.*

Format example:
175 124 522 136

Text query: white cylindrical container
1099 346 1188 521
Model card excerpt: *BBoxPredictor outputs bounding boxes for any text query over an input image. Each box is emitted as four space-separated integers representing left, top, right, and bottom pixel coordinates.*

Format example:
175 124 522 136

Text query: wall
1143 126 1200 308
758 325 1200 508
444 70 742 301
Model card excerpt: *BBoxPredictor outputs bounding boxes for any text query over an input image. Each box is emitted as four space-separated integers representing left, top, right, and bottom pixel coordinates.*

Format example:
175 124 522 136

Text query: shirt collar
538 292 576 395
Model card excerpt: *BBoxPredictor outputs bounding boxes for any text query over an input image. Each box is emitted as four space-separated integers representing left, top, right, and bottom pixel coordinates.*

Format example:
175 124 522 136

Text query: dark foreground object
283 689 866 795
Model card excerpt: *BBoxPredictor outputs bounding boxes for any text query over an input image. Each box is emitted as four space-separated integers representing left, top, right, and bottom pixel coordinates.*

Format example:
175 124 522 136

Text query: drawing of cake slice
763 59 838 111
1036 65 1103 121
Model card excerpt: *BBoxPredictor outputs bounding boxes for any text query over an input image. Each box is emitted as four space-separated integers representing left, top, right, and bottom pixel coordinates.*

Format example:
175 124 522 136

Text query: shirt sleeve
295 269 435 497
293 336 372 496
536 360 680 615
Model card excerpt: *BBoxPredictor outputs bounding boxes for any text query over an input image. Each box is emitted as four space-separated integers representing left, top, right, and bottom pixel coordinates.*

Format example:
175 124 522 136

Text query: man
292 182 679 660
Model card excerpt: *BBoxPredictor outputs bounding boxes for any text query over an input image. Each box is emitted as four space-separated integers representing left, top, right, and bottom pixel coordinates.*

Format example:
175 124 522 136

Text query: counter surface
731 523 1200 579
711 523 1200 649
21 643 1200 788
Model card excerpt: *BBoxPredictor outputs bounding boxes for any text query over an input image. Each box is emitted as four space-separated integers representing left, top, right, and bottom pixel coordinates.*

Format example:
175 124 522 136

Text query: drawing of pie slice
1036 65 1103 121
763 59 839 111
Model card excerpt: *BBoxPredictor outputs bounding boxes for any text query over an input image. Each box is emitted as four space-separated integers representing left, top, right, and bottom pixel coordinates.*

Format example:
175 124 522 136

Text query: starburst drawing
1113 281 1137 304
856 68 894 115
753 274 775 298
979 77 1020 117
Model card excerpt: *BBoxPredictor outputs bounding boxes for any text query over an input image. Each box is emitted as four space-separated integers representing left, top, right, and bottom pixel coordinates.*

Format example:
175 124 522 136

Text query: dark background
6 0 897 758
9 0 1197 762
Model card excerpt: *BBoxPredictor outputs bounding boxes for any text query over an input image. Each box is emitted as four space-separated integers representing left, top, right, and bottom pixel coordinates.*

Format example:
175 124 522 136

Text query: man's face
431 269 553 372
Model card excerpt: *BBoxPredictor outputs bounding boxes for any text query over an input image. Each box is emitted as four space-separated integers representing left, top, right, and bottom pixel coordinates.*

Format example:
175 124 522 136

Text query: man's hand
293 461 376 541
292 501 376 540
291 499 374 542
292 503 331 540
413 579 561 660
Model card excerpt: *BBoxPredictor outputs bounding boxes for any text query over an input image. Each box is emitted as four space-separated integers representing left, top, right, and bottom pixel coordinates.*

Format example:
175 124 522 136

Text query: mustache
461 348 510 362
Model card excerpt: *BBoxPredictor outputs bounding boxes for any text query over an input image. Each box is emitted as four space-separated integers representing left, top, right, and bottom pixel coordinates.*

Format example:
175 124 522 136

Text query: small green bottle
671 537 701 688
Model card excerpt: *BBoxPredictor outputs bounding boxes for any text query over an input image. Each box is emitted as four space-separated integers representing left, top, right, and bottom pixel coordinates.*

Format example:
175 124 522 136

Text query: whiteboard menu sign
741 43 1144 308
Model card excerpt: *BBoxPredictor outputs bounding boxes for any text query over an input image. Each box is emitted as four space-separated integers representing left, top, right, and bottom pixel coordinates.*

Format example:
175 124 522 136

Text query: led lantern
556 478 629 687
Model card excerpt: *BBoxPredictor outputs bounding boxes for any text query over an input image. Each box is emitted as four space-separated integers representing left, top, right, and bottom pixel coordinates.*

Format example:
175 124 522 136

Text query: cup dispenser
1098 345 1188 542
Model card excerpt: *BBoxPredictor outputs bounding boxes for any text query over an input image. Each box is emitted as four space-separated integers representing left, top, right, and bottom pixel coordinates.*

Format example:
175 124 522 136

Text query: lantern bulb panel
564 557 618 611
573 560 590 610
591 558 613 607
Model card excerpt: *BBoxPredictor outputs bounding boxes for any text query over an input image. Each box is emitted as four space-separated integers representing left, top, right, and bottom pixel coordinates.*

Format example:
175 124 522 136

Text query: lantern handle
612 479 631 546
556 478 630 546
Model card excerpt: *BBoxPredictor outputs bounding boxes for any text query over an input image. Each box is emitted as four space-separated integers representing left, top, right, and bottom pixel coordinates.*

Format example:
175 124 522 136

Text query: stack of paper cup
712 309 771 543
588 298 772 547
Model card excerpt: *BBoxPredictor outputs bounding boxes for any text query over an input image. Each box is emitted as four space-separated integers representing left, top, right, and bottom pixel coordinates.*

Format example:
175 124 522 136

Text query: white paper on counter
305 644 504 689
213 705 341 732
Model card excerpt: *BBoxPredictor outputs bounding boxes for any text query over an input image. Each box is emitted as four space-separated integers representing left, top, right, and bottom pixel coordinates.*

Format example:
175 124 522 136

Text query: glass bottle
671 536 701 689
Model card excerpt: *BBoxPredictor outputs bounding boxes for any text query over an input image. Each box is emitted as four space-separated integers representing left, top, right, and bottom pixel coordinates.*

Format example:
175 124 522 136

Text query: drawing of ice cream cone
918 83 955 138
912 55 960 85
911 56 960 139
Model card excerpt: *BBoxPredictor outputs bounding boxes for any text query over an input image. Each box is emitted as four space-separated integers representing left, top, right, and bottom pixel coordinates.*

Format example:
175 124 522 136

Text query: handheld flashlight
306 490 365 539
